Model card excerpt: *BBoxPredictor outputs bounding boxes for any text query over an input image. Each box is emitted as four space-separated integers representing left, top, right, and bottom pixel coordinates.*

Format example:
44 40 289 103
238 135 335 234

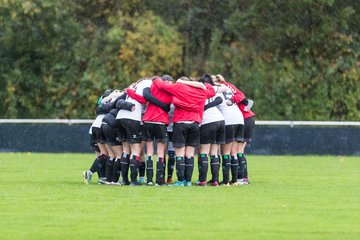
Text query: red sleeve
126 89 147 104
224 82 246 103
204 83 216 98
153 79 176 95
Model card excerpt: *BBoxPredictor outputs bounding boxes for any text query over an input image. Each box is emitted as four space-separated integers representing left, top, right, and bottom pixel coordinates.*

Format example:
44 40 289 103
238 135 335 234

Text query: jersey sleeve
126 89 147 104
204 83 216 98
153 79 177 95
225 82 246 103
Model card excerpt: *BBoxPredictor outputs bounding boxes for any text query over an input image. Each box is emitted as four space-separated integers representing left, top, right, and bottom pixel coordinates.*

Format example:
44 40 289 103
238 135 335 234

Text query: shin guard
210 155 220 183
198 154 208 182
230 155 239 183
222 155 230 184
184 157 194 183
175 157 185 181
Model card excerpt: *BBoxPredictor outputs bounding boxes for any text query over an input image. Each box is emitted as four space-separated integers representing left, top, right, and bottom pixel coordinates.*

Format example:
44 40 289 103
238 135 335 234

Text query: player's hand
131 105 135 111
244 106 249 112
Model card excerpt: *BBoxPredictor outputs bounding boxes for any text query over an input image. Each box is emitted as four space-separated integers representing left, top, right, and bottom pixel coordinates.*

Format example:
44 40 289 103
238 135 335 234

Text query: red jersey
126 89 147 104
222 81 255 119
153 80 215 123
142 79 172 125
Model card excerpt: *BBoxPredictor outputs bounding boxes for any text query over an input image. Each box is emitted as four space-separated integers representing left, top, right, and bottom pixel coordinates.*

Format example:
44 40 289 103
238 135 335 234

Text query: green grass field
0 153 359 240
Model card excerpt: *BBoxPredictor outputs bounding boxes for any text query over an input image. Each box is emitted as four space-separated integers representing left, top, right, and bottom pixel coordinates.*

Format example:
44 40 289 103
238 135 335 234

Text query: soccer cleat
147 181 154 186
185 181 192 187
231 181 239 186
105 181 112 185
83 170 93 184
210 181 219 187
112 181 121 186
121 179 130 186
167 178 173 184
169 181 185 187
238 178 250 185
130 181 141 186
155 183 166 186
221 182 230 187
197 181 207 187
98 177 106 184
139 177 145 184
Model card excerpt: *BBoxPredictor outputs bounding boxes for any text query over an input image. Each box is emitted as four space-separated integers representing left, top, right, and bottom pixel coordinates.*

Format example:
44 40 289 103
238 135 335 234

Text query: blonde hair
216 74 225 82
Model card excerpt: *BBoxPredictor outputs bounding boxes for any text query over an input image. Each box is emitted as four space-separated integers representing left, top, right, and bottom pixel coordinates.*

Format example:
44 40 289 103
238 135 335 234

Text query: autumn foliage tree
0 0 358 120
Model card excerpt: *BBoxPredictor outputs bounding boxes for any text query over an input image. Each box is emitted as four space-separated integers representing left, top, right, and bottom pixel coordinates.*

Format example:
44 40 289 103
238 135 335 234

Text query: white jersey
201 87 225 125
166 104 175 132
89 114 105 133
116 79 152 121
216 90 244 125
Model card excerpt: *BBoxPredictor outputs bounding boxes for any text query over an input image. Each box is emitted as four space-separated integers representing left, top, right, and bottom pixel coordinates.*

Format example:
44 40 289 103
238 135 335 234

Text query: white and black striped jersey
201 86 225 125
116 79 152 121
216 89 244 125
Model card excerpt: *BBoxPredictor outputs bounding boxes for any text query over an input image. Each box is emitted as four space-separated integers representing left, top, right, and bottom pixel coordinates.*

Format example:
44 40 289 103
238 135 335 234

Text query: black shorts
167 131 173 143
243 116 255 143
225 124 244 143
200 120 225 145
91 126 105 144
143 123 168 143
89 133 100 152
101 123 121 146
173 122 200 148
116 119 143 144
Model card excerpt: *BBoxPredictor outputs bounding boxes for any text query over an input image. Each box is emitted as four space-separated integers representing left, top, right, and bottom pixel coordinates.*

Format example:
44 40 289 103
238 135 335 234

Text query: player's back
116 79 152 121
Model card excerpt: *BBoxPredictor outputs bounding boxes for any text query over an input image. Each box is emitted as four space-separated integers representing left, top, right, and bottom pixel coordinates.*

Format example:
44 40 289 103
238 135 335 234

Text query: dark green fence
0 121 359 155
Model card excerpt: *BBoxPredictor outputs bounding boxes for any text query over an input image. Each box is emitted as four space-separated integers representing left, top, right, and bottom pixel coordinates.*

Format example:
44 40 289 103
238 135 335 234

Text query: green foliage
0 0 81 118
0 0 359 120
117 11 183 81
207 0 360 120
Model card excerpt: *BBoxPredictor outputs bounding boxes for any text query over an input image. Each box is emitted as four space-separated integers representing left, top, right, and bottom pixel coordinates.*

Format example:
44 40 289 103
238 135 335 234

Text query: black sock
210 155 220 183
222 155 230 184
106 157 115 182
167 151 175 179
198 154 208 182
231 155 239 183
112 158 121 183
185 157 194 183
120 153 130 184
156 157 165 184
98 154 108 178
237 153 248 179
130 155 140 182
139 161 145 178
89 157 100 173
146 156 153 183
162 157 166 183
243 154 248 179
175 156 185 181
237 153 242 179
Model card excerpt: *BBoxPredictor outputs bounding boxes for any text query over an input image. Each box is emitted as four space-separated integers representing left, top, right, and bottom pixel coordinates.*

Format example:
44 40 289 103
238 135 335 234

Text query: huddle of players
83 73 255 187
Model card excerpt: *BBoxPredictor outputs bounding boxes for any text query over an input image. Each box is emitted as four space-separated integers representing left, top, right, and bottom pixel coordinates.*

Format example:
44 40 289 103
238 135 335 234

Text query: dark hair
162 74 174 81
102 89 113 98
199 74 214 85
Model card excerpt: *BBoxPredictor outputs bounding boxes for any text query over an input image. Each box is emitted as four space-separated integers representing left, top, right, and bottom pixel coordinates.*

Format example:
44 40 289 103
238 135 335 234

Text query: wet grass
0 153 359 240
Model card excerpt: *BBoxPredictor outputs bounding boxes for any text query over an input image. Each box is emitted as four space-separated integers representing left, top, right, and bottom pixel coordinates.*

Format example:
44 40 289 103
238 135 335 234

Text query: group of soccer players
83 73 255 187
